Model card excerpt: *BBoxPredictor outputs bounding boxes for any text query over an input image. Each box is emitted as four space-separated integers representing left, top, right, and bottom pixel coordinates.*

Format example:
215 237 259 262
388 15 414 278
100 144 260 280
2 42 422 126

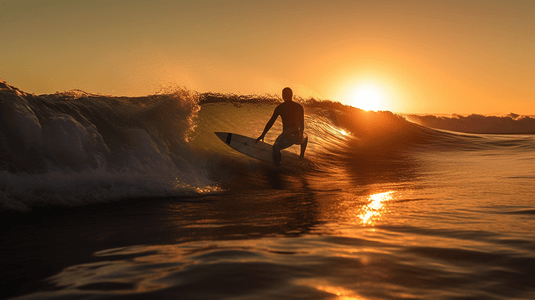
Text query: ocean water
1 81 535 299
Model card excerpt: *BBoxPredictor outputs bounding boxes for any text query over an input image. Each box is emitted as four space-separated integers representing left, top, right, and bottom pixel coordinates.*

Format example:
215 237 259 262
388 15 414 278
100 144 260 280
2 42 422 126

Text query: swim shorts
273 131 306 150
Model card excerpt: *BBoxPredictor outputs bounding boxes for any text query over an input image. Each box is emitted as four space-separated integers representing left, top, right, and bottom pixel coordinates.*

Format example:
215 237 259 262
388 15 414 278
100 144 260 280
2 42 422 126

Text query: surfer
256 87 308 165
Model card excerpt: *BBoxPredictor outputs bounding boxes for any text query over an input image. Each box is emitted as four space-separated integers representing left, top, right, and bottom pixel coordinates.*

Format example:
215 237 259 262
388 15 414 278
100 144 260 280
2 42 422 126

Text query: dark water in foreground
1 81 535 299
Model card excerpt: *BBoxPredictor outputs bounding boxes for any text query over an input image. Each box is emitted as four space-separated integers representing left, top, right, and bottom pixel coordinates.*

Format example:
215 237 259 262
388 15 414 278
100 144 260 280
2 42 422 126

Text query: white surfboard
214 132 300 164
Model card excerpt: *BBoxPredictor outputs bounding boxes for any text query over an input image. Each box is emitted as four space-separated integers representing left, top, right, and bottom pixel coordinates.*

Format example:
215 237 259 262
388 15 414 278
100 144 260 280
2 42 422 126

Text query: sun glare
351 89 380 111
359 191 393 225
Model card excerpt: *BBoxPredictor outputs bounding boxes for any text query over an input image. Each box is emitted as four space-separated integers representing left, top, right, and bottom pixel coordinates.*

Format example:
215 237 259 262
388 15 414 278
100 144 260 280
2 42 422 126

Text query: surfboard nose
214 132 232 144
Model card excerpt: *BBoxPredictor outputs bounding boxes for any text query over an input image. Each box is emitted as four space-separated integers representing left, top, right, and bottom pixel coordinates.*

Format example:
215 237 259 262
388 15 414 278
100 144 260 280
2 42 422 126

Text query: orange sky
1 0 533 114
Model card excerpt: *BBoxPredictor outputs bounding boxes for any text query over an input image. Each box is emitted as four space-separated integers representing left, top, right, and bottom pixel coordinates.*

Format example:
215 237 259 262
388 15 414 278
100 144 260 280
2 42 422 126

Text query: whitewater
1 80 534 299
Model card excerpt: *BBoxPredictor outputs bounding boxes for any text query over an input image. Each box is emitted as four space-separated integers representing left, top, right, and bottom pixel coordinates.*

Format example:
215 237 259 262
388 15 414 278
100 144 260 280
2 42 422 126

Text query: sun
351 89 380 111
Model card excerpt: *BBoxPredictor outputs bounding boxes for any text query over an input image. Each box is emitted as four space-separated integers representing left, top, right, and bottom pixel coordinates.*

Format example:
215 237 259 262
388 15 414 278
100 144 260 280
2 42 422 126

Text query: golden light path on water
359 191 394 226
308 192 396 299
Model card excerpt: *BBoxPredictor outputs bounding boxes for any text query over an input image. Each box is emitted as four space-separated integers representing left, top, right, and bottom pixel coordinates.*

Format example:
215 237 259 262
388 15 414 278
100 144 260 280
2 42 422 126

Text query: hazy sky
1 0 533 114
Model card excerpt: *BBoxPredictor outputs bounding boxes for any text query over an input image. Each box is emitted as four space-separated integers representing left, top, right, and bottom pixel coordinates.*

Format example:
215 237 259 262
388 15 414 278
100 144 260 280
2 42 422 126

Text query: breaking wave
1 80 533 212
406 113 535 134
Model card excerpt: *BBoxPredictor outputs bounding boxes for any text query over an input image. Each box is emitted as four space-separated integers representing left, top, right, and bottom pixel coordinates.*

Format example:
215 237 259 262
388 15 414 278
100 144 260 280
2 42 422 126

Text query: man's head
282 87 293 102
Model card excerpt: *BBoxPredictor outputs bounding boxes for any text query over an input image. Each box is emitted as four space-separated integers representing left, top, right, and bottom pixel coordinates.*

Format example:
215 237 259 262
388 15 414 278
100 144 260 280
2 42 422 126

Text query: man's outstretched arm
256 108 279 143
300 112 305 136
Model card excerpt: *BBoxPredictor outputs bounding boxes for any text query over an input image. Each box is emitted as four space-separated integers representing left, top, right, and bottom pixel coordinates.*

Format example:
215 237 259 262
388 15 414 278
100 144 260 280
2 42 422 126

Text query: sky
1 0 533 114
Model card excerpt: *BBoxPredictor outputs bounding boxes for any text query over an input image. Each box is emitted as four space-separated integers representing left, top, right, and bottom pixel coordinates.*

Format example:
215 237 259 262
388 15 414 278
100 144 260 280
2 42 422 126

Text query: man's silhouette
256 87 308 165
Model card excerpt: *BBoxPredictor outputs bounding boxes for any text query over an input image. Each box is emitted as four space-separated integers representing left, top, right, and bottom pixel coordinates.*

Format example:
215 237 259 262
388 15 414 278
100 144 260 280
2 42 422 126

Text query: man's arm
300 107 305 135
256 107 280 143
297 105 304 137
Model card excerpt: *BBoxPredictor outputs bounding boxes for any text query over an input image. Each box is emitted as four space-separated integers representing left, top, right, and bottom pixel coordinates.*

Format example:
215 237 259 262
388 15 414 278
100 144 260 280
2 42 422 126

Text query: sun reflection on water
359 191 393 225
295 279 365 300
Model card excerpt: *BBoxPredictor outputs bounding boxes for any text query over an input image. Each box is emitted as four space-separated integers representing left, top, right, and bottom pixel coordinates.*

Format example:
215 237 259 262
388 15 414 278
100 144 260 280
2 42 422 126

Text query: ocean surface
1 80 535 299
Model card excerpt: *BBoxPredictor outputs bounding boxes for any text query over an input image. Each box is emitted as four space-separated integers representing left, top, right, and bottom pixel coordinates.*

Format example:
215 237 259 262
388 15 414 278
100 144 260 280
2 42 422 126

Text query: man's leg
300 133 308 159
272 144 282 165
273 133 294 165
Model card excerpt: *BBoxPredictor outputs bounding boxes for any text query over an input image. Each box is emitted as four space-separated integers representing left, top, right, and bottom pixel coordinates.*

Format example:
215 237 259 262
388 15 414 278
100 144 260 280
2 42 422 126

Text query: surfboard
214 132 300 164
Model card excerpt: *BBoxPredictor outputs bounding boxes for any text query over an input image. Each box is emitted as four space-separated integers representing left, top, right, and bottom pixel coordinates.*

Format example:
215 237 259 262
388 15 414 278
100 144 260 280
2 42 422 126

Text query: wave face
1 81 534 211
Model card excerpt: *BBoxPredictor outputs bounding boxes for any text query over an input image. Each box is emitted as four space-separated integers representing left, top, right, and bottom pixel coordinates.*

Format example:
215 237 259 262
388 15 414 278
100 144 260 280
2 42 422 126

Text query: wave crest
406 113 535 134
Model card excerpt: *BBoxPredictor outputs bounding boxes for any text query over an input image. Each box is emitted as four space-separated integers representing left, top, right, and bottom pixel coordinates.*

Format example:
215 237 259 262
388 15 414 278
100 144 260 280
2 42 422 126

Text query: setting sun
351 88 381 111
